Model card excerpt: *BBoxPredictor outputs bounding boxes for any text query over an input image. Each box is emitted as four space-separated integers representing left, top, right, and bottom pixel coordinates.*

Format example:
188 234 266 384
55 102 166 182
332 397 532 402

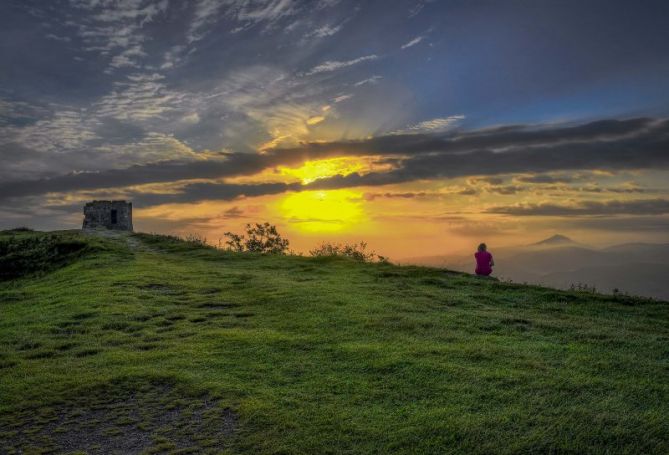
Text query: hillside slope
410 240 669 300
1 230 668 454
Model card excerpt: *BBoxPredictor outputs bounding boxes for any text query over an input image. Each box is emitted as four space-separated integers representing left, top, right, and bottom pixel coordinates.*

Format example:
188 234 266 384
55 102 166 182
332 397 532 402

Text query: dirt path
82 229 157 253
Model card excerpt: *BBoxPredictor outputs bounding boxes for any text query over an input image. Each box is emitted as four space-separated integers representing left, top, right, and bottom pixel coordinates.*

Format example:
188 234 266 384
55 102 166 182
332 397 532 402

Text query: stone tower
82 200 133 231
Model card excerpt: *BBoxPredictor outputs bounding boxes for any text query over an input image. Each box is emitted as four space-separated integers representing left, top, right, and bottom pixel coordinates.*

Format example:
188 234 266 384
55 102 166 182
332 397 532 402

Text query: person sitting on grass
474 243 494 276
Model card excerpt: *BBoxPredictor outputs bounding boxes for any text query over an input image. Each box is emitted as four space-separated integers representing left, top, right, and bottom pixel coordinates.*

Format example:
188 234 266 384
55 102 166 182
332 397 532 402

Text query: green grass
0 230 667 454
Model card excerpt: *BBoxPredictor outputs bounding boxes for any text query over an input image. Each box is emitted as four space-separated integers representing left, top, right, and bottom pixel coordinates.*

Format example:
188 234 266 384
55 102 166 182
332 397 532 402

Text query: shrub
309 241 388 263
569 282 597 293
0 233 89 279
182 233 208 246
223 223 289 254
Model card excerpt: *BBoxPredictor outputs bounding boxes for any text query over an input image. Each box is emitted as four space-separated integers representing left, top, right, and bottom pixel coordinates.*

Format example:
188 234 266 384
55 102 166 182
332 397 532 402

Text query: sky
1 0 668 259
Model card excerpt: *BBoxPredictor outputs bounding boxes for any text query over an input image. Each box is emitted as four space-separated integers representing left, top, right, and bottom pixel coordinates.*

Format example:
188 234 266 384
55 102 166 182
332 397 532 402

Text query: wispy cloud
188 0 226 42
45 33 72 43
308 23 343 38
408 2 426 18
306 54 379 75
392 115 465 134
94 73 183 121
189 0 301 42
107 45 147 71
333 94 353 103
1 108 100 155
67 0 168 72
401 35 424 49
354 75 382 87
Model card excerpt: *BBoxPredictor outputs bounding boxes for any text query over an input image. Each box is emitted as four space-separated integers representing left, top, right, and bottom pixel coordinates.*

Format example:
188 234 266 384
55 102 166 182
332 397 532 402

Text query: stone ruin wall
82 200 133 231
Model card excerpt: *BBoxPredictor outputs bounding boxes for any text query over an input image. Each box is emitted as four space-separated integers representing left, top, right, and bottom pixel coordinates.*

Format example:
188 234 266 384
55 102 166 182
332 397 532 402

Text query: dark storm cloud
485 185 526 195
515 174 576 184
486 199 669 216
1 116 668 204
0 152 292 201
363 191 430 201
469 177 505 185
130 182 301 206
577 186 658 194
274 117 661 157
0 159 235 200
303 117 669 188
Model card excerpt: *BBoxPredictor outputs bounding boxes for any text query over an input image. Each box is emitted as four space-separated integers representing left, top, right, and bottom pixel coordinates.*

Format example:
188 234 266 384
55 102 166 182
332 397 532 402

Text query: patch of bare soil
0 378 236 454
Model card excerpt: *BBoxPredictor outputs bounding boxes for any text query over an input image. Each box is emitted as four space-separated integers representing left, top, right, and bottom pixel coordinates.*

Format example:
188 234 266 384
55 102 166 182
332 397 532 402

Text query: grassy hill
1 229 668 454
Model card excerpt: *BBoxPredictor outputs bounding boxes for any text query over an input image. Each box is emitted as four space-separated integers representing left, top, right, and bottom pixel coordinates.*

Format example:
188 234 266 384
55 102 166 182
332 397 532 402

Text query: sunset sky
1 0 668 258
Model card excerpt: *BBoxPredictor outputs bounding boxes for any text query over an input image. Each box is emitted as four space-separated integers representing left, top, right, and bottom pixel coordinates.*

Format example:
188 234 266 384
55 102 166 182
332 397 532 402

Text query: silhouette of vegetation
224 222 289 254
309 241 389 263
181 232 208 246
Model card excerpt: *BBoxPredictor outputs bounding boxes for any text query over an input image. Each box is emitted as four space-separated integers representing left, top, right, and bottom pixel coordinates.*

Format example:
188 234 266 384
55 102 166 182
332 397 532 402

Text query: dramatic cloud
280 117 664 157
2 0 669 245
278 117 669 186
131 181 301 206
514 174 576 184
2 117 668 206
486 199 669 216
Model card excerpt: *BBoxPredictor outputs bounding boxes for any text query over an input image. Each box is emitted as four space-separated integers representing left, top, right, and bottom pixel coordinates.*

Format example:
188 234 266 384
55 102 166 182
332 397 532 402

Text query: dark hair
478 243 487 252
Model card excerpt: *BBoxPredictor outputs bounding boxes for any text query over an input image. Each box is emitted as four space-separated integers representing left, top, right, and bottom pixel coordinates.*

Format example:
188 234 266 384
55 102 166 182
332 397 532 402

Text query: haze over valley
405 234 669 300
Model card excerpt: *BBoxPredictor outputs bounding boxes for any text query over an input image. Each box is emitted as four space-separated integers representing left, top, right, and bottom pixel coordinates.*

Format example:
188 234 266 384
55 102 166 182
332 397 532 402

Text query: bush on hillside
223 223 289 254
570 282 597 293
309 241 388 263
0 233 89 280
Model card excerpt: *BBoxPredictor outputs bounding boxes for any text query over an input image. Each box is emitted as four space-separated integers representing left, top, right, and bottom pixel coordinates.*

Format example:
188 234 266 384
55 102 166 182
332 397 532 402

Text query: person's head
478 243 487 252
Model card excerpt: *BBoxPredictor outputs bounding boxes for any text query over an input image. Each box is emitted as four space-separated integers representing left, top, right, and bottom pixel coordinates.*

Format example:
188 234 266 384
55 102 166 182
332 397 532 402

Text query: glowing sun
279 189 365 232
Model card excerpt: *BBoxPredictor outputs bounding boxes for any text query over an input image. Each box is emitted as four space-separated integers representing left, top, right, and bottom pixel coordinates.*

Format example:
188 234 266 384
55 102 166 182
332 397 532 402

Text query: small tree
223 232 244 252
223 222 289 254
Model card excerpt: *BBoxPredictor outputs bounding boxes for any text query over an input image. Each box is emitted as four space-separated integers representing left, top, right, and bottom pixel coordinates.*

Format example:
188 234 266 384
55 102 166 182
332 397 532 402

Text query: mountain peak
532 234 575 246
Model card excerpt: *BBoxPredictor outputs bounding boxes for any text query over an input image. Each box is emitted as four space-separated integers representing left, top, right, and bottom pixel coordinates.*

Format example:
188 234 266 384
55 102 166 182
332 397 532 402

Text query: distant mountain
530 234 576 246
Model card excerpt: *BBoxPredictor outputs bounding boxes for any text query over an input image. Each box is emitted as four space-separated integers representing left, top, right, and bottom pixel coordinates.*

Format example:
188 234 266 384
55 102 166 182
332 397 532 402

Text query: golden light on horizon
228 156 394 185
278 189 365 232
279 157 366 184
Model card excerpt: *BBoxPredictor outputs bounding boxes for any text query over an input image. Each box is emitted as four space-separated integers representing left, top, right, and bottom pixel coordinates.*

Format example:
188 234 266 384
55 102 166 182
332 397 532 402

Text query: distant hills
404 234 669 300
530 234 576 246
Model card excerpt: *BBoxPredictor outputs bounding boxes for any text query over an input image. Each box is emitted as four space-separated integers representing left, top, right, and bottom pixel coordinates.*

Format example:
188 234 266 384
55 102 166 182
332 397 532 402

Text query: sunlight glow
226 156 395 185
279 189 365 232
279 157 366 184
